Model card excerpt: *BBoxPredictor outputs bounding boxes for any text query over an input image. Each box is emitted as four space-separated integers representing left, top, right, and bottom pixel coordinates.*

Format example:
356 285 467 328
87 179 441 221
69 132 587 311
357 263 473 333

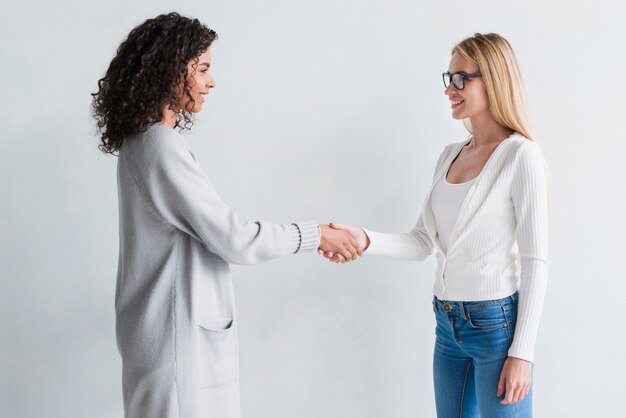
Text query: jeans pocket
196 317 239 389
466 305 508 331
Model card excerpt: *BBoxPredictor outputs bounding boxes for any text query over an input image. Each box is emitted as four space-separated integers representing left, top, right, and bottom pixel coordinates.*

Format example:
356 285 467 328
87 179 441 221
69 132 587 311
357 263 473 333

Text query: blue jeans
432 292 533 417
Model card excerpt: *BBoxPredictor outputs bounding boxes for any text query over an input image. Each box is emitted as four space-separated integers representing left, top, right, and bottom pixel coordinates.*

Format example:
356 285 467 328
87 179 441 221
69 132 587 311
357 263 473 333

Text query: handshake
317 223 370 264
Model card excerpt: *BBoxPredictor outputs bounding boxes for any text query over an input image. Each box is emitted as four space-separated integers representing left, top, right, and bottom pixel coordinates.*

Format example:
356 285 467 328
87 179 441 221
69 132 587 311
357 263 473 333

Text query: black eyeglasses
442 71 482 90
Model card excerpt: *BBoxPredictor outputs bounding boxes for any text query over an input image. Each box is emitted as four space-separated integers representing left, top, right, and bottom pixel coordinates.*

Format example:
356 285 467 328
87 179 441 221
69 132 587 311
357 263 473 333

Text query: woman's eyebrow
199 62 211 67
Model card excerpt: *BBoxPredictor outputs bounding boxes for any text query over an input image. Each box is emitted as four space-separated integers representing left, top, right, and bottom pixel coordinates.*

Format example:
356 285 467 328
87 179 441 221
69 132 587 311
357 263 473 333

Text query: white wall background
1 1 624 417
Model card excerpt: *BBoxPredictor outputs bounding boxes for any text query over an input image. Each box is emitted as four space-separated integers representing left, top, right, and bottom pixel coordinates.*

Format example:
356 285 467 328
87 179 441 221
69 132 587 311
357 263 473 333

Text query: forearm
362 228 433 261
507 256 549 362
208 218 320 265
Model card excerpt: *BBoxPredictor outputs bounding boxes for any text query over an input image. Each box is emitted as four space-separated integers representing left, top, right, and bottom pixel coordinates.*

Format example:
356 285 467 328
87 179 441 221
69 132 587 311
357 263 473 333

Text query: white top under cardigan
430 172 477 253
363 133 549 363
116 124 320 418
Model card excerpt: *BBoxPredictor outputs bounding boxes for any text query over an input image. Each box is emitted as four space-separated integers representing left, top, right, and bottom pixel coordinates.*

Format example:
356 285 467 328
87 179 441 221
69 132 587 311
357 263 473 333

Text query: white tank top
430 169 476 253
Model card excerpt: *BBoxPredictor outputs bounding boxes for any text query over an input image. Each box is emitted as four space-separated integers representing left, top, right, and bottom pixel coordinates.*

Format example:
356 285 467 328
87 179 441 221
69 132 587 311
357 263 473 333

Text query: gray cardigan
115 124 320 417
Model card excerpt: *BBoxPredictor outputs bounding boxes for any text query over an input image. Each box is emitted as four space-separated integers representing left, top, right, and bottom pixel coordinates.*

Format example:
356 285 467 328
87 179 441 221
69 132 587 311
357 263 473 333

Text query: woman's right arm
321 143 454 263
124 128 359 265
361 213 434 260
321 214 434 262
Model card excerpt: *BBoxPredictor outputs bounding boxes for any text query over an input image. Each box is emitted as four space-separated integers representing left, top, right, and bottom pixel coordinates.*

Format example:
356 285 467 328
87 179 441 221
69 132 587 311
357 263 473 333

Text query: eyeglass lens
444 73 465 90
452 74 464 89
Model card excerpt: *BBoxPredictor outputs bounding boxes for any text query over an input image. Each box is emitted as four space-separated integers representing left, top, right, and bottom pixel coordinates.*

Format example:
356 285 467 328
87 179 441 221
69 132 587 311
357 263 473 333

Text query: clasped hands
318 223 370 263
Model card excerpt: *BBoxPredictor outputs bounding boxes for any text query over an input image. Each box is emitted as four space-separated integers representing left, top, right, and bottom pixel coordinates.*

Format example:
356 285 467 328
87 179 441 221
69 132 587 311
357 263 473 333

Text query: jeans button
443 303 451 312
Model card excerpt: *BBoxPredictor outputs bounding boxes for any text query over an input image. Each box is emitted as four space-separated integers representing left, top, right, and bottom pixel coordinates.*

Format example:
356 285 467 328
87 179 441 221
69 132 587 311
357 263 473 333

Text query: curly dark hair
91 12 217 155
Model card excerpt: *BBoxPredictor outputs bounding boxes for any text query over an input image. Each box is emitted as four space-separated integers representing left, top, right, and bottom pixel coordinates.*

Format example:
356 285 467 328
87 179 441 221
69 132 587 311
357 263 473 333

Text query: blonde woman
322 33 549 417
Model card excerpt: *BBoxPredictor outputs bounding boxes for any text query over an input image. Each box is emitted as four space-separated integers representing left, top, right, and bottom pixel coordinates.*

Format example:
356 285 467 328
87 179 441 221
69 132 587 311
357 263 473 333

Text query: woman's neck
161 105 178 128
468 111 514 149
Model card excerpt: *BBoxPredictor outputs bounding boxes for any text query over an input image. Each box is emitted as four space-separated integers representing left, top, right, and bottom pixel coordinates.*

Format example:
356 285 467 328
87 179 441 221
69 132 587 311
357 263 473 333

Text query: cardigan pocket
196 317 238 389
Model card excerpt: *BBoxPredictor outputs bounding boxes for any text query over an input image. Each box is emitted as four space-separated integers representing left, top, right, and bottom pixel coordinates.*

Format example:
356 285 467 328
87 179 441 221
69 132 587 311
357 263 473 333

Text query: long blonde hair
452 33 534 141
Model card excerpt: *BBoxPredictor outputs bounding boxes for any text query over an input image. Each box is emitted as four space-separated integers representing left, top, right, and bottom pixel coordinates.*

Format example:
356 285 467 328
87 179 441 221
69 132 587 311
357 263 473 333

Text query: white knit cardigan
364 133 549 362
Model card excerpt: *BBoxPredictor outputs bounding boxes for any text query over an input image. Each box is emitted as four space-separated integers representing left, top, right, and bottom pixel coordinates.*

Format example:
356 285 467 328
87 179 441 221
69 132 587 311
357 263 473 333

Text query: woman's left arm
499 140 550 404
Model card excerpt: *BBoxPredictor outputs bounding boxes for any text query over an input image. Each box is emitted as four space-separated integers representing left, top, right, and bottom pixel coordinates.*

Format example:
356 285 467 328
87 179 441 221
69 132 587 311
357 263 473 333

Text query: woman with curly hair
323 33 549 417
92 12 360 418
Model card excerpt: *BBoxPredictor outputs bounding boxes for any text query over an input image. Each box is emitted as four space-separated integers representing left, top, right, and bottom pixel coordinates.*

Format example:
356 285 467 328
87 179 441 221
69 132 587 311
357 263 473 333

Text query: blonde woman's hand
497 357 532 404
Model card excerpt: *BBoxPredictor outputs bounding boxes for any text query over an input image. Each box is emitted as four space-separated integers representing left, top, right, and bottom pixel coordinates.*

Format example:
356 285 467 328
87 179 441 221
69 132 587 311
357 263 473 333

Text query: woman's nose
444 83 457 96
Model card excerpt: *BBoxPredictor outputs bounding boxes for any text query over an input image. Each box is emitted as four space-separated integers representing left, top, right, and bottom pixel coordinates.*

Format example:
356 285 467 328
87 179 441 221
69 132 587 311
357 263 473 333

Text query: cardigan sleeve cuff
507 346 534 364
290 220 320 254
361 227 386 256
